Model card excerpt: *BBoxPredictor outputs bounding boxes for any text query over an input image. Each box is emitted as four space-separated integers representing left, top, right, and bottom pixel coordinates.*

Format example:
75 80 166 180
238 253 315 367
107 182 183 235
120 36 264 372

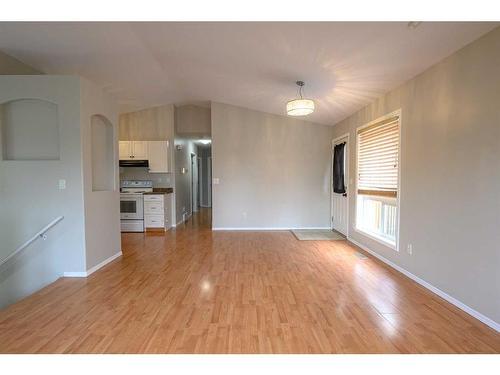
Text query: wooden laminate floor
0 208 499 353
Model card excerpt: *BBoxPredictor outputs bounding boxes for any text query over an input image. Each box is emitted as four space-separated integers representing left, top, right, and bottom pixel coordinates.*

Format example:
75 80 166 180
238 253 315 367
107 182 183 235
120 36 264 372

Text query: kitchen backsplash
119 167 173 188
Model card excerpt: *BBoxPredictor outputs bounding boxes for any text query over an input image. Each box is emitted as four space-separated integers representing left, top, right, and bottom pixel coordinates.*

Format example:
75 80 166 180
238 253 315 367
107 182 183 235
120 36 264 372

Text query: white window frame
354 109 402 251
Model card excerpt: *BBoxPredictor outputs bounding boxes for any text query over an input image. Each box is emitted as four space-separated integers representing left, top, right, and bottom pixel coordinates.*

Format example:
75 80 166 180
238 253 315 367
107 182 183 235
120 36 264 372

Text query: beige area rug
291 229 346 241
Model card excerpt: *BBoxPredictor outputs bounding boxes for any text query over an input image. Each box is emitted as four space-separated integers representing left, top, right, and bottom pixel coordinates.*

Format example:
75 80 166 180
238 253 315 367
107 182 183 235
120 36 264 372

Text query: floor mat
292 229 346 241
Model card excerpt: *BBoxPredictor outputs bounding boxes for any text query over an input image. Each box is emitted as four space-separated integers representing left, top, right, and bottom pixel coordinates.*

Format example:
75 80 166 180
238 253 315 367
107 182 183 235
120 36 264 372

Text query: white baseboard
62 271 87 278
63 251 122 278
86 251 122 276
212 227 331 231
347 237 500 333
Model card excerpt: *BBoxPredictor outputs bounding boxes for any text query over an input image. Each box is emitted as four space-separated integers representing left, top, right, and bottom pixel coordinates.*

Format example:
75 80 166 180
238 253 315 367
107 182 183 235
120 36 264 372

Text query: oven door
120 194 144 220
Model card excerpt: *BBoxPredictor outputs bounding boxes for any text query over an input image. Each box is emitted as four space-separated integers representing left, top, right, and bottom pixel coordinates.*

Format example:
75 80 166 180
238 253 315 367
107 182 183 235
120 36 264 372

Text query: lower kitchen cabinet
144 193 172 231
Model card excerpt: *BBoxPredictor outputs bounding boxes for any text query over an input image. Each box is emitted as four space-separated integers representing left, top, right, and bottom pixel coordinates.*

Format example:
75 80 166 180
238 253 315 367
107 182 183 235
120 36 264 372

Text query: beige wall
331 27 500 325
211 102 335 229
175 104 211 136
0 51 41 75
0 75 123 308
119 104 175 141
0 76 105 308
80 78 121 271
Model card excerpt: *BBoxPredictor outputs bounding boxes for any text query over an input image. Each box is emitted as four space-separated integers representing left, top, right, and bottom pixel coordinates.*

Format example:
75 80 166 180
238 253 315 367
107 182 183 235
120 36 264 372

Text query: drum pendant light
286 81 315 116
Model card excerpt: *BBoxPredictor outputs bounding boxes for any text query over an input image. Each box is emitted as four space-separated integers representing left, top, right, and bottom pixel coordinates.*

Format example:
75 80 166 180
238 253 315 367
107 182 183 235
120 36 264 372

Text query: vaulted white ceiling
0 22 497 125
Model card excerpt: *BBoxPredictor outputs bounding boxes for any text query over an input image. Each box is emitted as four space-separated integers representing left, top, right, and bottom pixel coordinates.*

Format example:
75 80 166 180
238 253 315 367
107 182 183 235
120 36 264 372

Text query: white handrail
0 216 64 268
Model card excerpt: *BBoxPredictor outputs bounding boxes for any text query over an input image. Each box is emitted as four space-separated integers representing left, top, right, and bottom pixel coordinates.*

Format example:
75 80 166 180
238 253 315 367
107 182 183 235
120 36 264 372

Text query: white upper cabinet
147 141 170 173
119 141 132 160
119 141 149 160
119 140 170 172
132 141 148 159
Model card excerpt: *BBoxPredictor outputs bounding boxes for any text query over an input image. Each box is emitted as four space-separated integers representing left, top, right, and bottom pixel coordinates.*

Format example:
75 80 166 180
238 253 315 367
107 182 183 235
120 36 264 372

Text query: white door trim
331 133 350 237
197 156 202 208
207 156 212 207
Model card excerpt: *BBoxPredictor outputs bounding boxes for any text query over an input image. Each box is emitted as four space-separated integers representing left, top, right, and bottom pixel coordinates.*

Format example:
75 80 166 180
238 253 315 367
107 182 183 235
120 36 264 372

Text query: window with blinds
357 116 399 198
356 114 400 248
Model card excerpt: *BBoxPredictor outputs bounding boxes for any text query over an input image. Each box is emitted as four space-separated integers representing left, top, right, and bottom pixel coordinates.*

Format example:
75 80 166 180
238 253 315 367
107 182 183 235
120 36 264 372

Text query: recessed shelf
1 99 60 161
91 114 115 192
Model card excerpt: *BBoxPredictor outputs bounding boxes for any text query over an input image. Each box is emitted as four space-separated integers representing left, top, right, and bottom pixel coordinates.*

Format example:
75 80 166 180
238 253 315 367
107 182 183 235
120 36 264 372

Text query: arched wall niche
90 114 115 192
0 98 60 160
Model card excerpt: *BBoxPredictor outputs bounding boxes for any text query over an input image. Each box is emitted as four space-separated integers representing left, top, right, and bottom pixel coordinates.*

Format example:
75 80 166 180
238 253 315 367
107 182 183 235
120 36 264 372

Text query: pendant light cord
296 80 305 99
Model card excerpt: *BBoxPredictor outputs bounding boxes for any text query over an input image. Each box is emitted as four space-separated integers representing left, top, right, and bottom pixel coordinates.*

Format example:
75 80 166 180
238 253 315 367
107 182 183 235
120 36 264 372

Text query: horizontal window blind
357 116 399 198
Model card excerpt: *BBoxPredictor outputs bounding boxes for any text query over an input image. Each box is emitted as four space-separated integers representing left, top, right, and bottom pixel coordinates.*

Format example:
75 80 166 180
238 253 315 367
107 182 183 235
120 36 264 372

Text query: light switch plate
213 178 220 185
58 179 66 190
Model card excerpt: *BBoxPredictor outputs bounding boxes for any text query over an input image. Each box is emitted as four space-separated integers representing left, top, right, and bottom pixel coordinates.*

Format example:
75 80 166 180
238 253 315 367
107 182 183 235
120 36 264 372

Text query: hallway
0 209 499 353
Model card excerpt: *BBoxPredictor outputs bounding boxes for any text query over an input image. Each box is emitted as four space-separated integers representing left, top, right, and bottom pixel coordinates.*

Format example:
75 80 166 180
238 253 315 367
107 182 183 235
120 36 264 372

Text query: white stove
121 179 154 194
120 180 153 232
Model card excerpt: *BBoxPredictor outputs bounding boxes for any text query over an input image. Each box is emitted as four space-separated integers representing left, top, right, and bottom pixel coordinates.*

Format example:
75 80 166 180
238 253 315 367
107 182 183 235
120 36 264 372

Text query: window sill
354 227 398 251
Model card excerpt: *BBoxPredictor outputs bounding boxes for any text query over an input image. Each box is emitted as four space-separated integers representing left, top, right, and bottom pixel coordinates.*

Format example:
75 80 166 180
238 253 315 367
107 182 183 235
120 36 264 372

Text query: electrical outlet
407 244 413 255
242 211 247 219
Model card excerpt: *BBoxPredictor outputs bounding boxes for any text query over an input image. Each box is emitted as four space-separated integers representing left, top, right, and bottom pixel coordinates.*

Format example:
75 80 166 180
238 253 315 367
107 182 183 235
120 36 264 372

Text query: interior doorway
331 134 349 236
190 142 212 219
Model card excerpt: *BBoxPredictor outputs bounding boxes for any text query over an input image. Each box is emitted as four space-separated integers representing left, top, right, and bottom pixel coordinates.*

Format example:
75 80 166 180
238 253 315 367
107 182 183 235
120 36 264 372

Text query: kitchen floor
0 208 498 353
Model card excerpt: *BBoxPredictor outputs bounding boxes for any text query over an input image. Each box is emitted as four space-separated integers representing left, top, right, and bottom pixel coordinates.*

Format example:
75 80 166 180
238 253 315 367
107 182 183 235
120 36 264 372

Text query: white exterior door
331 136 349 236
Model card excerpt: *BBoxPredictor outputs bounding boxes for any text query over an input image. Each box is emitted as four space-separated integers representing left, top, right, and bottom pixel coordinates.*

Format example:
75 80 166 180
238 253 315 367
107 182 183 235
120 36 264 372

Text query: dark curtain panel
333 142 346 194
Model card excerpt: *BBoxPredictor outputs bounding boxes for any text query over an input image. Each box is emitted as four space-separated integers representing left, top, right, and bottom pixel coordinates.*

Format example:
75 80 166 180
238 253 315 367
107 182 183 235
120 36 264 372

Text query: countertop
143 188 174 195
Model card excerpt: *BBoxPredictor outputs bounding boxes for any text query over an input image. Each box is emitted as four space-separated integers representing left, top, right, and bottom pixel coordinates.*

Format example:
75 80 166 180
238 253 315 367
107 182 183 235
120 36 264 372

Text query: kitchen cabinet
119 140 171 172
132 141 148 159
144 194 172 231
118 141 131 160
147 141 170 173
119 141 149 160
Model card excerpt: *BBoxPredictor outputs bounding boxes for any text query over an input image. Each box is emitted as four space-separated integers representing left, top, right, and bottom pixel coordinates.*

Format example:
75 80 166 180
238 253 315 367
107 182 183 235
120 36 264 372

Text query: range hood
119 160 149 168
